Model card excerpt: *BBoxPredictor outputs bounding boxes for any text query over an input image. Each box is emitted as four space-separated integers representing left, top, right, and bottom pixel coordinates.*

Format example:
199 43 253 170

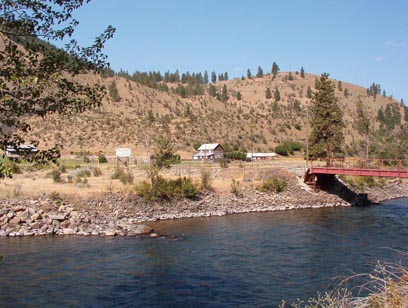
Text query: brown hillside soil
23 72 406 158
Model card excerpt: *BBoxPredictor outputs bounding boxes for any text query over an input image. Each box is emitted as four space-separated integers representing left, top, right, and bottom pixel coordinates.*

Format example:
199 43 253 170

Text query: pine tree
306 86 313 99
274 88 281 102
256 66 264 78
175 84 187 98
247 69 252 79
224 72 229 80
108 81 121 102
338 80 343 91
288 72 294 81
300 67 305 79
265 87 272 99
209 84 217 97
203 71 209 84
377 108 385 123
271 62 280 79
309 73 345 164
356 98 371 159
220 85 229 102
211 71 217 83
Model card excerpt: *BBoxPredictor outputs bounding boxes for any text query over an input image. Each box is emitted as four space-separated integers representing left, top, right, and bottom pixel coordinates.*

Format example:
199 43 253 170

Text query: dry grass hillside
26 71 406 158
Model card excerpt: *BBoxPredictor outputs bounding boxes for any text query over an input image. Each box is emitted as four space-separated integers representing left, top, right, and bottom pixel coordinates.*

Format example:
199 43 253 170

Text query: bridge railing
309 158 408 171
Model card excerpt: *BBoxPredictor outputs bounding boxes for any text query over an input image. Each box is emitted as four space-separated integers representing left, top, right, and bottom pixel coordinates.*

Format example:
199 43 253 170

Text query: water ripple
1 199 408 307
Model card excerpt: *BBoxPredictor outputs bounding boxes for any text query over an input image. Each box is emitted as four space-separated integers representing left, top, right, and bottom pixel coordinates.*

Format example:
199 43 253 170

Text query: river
1 198 408 307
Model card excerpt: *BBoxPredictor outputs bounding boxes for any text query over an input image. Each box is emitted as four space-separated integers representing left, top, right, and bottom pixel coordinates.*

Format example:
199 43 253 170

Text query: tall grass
280 254 408 307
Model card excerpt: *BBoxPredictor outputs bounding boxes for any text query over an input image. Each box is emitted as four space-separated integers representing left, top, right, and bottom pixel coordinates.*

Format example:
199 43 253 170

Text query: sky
69 0 407 102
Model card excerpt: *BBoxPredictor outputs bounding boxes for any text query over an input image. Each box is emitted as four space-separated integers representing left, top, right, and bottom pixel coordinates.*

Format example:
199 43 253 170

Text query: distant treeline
102 67 233 98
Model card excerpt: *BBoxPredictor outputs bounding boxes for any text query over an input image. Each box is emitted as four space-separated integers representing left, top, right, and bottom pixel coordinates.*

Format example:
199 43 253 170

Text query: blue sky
71 0 407 102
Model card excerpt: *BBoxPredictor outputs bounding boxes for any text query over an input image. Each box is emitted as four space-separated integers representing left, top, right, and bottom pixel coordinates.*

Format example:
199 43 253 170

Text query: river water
1 198 408 307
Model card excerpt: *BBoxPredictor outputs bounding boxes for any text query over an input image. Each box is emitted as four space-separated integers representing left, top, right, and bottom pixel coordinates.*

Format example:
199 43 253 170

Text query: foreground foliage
0 0 115 178
280 257 408 308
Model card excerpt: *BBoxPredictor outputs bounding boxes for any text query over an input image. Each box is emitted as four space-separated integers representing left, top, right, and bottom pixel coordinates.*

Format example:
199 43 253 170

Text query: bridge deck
310 166 408 178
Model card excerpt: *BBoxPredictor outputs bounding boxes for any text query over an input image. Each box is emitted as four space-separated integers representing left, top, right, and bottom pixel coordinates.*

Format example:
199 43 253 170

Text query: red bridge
304 158 408 187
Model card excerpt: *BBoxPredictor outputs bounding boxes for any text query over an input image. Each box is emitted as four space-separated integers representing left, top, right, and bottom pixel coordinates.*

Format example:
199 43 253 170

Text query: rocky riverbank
1 179 407 238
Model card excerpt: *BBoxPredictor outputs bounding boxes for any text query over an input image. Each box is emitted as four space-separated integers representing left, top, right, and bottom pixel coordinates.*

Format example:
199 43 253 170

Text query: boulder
133 224 153 235
8 216 21 227
31 213 42 221
40 202 53 213
126 231 138 237
49 214 66 221
17 210 30 221
105 229 116 236
62 228 75 235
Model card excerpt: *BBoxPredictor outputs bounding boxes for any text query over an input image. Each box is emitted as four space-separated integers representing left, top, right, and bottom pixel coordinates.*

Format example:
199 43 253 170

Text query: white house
246 152 276 161
193 143 224 160
5 145 38 158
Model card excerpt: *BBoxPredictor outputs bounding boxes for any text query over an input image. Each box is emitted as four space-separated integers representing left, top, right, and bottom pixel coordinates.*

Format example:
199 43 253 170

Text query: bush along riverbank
1 172 408 237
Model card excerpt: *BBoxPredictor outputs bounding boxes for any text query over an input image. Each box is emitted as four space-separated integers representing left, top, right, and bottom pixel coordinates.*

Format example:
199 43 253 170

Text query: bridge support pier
304 169 335 190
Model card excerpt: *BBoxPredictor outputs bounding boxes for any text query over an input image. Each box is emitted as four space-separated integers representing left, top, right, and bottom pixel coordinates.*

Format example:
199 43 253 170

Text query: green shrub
225 151 247 161
112 167 134 184
75 167 91 177
98 155 108 163
49 191 63 204
93 167 102 177
219 158 229 168
275 145 289 156
342 175 376 190
135 176 197 200
3 159 22 174
275 141 303 156
200 168 213 190
231 179 242 197
259 176 286 193
47 169 62 183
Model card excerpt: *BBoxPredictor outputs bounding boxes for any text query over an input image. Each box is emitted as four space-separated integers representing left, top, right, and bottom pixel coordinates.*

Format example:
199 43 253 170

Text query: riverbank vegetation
280 256 408 307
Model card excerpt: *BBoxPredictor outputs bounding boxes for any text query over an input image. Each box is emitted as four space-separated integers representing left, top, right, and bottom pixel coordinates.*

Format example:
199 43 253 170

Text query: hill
25 70 407 159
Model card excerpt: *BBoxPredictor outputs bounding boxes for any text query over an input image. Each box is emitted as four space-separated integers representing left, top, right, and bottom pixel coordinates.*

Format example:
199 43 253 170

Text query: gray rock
8 216 21 227
40 202 53 213
105 229 116 236
31 213 42 221
62 228 75 235
50 214 66 221
17 211 30 221
133 224 153 235
126 231 138 237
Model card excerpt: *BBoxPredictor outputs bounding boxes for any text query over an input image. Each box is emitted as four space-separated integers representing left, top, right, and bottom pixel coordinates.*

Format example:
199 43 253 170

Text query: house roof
198 143 221 151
